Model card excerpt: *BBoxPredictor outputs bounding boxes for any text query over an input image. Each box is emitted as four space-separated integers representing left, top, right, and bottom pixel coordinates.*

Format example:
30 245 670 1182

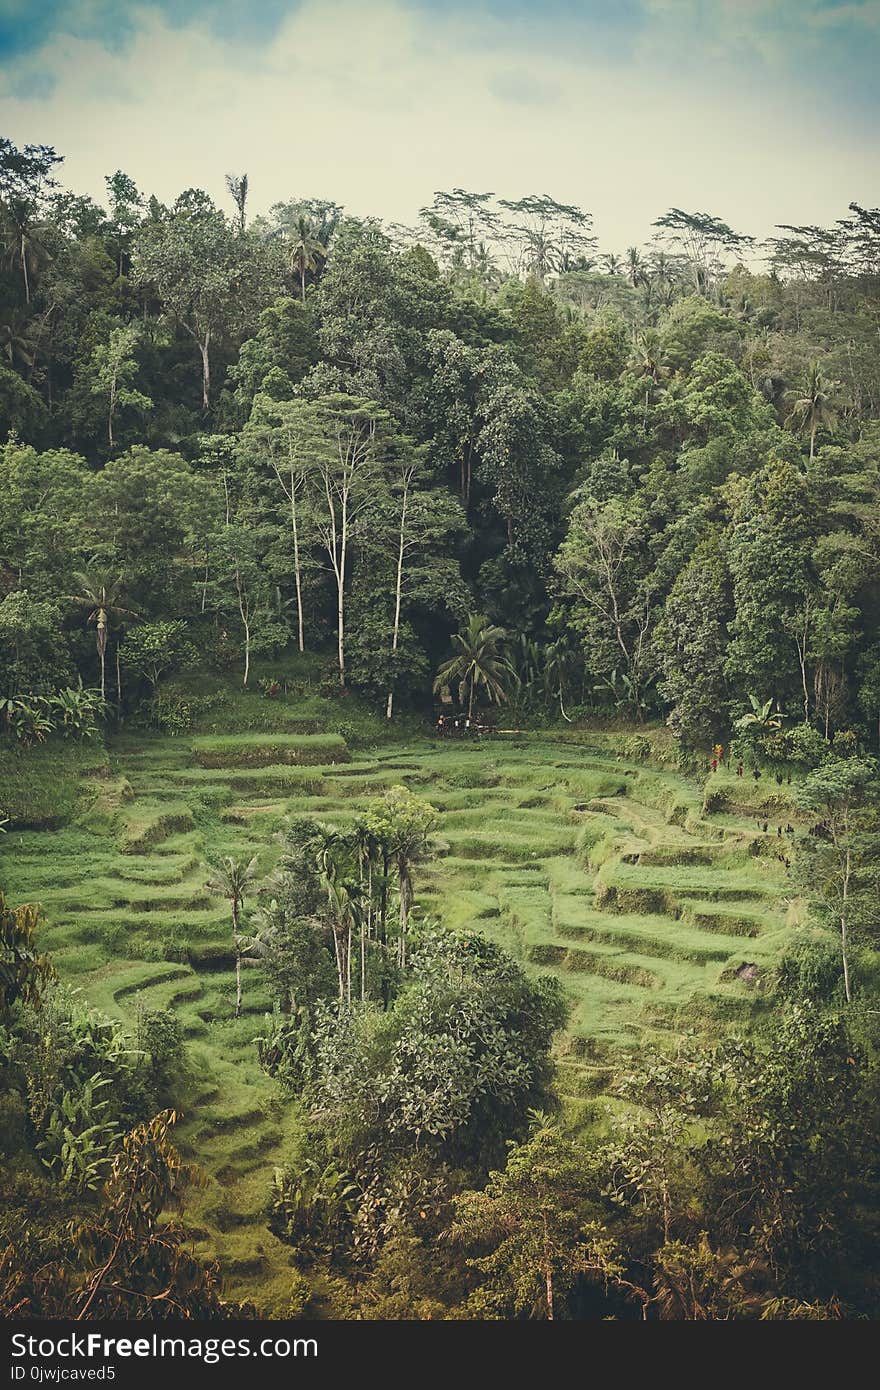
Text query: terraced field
0 721 804 1311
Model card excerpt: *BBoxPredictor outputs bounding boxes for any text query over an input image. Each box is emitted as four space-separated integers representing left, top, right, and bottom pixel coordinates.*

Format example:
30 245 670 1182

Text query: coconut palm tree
0 198 51 305
632 329 672 426
786 361 838 462
625 246 646 288
433 614 516 721
206 855 259 1018
602 252 622 276
385 794 437 971
66 569 138 703
288 216 327 305
322 876 364 1006
349 818 379 1000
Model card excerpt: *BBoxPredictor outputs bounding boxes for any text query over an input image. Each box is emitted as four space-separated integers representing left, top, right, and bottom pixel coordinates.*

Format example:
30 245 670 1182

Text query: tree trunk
199 333 211 411
21 234 30 305
233 900 242 1017
397 865 412 971
841 845 852 1004
291 481 305 653
97 627 107 703
386 480 409 720
337 507 347 689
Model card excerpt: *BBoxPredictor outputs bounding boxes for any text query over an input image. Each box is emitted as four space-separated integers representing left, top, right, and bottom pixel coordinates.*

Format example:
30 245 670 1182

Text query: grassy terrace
0 689 811 1312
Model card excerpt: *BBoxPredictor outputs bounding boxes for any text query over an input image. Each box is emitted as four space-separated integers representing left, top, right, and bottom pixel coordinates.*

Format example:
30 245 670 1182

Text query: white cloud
0 0 873 249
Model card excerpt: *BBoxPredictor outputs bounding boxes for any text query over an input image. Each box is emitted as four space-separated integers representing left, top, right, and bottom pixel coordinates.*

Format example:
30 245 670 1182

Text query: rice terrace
2 0 880 1325
1 666 812 1311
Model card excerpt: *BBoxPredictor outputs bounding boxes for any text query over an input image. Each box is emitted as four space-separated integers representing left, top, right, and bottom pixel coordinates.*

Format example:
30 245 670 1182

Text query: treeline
2 138 880 744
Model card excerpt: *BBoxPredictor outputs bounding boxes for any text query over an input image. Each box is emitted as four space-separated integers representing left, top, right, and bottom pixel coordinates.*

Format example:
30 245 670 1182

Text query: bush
775 936 845 1005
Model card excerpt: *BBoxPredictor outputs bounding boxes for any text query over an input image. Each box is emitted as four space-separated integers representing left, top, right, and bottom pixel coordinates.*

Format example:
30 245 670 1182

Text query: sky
0 0 877 251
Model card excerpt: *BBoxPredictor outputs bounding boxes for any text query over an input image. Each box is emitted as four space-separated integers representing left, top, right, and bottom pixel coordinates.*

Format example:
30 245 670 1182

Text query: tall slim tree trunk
199 333 211 411
337 509 347 689
386 482 409 720
841 845 852 1004
291 483 305 653
21 234 30 305
233 900 242 1017
346 924 352 1006
397 867 412 971
97 628 107 703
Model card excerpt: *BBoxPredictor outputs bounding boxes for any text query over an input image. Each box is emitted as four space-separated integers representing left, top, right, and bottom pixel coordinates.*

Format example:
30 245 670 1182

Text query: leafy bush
775 936 846 1005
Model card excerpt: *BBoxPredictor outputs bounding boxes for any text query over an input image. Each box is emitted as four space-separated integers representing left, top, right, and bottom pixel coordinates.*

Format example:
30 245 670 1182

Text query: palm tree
322 876 363 1006
288 216 327 305
389 807 436 972
0 199 51 305
602 252 622 276
433 614 516 721
349 819 378 1000
66 569 138 702
206 855 259 1018
632 329 671 426
786 361 838 462
542 637 578 722
625 246 646 288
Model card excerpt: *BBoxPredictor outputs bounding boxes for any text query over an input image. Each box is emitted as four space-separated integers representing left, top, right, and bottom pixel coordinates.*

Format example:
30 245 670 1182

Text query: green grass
190 732 349 768
0 670 814 1310
0 739 108 828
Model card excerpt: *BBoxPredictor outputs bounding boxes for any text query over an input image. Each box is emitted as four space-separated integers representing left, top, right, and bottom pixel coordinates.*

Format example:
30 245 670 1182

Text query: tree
554 494 652 718
239 395 320 654
378 456 465 719
133 200 270 409
434 614 516 720
0 138 62 303
322 876 363 1007
0 894 54 1016
287 215 327 306
451 1120 595 1319
652 208 754 295
364 786 438 970
786 362 838 463
794 757 880 1003
654 547 730 743
118 619 195 697
66 569 138 703
225 172 249 235
206 856 259 1018
104 170 144 279
267 199 339 302
307 928 566 1172
0 590 72 697
497 194 596 278
88 324 152 450
291 395 394 688
211 520 286 686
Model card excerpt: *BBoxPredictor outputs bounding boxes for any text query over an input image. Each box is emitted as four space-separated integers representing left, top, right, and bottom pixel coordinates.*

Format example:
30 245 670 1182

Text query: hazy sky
0 0 877 250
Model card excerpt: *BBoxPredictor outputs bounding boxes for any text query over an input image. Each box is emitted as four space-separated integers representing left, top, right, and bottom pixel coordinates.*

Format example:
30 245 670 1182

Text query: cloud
0 0 875 250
